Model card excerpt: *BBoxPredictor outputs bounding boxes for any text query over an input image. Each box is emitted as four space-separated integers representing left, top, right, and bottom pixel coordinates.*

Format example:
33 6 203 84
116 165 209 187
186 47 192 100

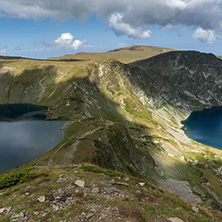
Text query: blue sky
0 0 222 59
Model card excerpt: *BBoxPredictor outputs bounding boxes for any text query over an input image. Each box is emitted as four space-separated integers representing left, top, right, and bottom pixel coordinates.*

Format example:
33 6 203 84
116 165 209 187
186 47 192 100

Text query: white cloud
108 13 152 39
192 27 217 44
72 40 84 50
55 33 74 48
54 33 86 50
0 49 6 54
1 1 222 42
162 24 175 31
165 0 187 10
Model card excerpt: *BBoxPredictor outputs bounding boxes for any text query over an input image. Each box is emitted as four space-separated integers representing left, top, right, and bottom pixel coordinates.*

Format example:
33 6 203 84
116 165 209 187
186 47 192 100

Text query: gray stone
101 179 115 185
192 206 199 213
0 208 5 213
0 189 8 196
52 204 60 211
86 213 94 219
75 179 85 188
11 212 25 219
38 195 46 202
116 182 130 187
3 207 12 213
168 217 184 222
92 187 99 193
139 182 145 186
104 187 121 194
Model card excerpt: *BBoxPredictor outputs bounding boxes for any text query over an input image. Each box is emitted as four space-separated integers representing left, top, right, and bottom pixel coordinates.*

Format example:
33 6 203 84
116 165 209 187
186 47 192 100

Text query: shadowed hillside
0 46 222 220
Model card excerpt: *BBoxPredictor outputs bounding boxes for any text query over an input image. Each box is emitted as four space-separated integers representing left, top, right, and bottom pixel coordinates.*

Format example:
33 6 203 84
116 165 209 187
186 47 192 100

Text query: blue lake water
0 104 66 173
182 106 222 149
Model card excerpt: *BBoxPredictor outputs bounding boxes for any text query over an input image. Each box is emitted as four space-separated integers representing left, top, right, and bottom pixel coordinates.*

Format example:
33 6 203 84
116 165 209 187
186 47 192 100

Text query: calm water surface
0 104 66 172
182 106 222 149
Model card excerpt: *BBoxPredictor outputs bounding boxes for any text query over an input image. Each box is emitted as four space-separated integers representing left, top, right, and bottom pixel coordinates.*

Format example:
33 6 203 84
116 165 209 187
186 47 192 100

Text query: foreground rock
168 218 184 222
0 165 222 222
75 179 85 188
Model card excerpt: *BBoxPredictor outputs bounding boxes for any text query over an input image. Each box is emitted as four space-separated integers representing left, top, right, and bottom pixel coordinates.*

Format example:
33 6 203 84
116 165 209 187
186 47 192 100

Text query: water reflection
183 106 222 149
0 105 65 172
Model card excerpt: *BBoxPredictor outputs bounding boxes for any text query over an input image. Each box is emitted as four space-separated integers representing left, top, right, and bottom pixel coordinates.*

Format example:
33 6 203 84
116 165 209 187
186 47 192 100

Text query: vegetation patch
0 167 48 189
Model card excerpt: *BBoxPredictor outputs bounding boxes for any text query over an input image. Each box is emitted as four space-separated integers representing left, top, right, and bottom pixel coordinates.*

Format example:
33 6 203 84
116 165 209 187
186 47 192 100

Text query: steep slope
130 51 222 111
0 47 222 214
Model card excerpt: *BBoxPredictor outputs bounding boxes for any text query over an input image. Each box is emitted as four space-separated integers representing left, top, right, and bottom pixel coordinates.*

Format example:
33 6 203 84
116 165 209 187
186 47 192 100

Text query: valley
0 45 222 221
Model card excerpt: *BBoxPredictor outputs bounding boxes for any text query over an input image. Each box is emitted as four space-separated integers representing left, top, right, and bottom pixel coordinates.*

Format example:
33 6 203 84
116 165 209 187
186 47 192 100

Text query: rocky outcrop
130 51 222 112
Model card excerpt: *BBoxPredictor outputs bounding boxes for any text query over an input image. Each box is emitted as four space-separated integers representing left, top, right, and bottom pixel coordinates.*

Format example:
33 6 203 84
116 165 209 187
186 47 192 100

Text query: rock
52 204 60 211
104 186 121 194
56 177 67 183
0 189 8 196
0 208 5 213
75 189 80 193
1 206 12 213
168 217 184 222
116 182 130 187
86 213 94 219
101 179 115 185
33 211 39 216
25 192 29 196
193 160 198 165
192 206 199 213
75 179 85 188
121 194 129 199
92 187 99 193
11 212 24 219
124 177 130 181
37 195 46 202
139 182 145 186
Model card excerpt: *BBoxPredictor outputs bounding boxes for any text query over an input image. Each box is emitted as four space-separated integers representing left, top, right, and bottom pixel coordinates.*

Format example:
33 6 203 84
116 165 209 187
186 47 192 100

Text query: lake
182 106 222 149
0 104 66 172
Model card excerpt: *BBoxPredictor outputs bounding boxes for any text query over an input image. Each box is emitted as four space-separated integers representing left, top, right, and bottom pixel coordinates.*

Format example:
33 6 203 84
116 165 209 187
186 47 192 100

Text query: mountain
47 45 175 64
130 50 222 111
0 46 222 221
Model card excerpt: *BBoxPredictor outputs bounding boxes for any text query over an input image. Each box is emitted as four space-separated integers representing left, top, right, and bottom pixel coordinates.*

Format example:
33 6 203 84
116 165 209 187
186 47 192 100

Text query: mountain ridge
46 45 175 64
0 46 222 220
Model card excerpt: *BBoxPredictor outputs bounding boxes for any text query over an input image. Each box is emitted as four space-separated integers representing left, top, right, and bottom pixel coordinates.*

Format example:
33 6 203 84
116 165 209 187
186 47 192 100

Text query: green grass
0 167 48 189
80 164 124 177
0 45 222 216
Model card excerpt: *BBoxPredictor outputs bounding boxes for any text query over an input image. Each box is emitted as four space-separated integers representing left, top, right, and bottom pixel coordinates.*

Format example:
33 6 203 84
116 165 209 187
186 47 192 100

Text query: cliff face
130 51 222 112
0 48 222 210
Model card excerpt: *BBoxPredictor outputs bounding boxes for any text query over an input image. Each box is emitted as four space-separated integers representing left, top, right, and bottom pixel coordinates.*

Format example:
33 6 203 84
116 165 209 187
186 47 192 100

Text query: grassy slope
47 45 175 64
0 45 222 219
0 164 222 222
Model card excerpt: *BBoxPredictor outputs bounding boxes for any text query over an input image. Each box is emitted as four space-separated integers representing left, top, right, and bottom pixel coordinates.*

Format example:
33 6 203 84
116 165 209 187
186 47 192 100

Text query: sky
0 0 222 59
